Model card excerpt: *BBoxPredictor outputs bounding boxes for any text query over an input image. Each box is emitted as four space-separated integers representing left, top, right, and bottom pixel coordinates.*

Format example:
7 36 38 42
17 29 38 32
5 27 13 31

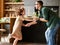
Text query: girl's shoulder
17 16 24 21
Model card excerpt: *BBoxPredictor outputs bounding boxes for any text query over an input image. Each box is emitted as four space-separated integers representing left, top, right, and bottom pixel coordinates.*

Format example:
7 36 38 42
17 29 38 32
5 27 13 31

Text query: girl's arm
24 17 38 27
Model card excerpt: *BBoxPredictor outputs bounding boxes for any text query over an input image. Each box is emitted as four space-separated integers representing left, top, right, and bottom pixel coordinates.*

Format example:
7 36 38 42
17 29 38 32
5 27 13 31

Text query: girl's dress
11 16 24 40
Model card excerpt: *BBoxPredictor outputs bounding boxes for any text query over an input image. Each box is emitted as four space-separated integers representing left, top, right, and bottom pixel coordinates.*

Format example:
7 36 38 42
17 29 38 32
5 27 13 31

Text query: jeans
45 23 59 45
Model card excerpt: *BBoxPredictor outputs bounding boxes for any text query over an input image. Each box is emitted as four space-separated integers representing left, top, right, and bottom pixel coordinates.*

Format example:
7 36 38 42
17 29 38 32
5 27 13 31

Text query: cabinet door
0 0 4 18
0 0 1 18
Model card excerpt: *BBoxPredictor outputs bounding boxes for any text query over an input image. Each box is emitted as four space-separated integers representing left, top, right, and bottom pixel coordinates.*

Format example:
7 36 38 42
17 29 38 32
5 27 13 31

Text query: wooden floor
0 35 46 45
0 42 46 45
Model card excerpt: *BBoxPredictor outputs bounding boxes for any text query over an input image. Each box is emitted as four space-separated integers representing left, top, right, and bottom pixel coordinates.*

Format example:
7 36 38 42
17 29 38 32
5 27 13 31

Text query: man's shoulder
42 7 48 10
41 7 49 11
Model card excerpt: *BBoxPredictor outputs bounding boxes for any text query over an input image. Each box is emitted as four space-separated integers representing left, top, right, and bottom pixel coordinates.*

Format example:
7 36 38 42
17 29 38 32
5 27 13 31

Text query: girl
11 8 25 45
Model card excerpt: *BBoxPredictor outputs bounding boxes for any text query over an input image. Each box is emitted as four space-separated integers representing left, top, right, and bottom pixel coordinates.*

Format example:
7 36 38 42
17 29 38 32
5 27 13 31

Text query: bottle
5 14 8 17
9 13 12 17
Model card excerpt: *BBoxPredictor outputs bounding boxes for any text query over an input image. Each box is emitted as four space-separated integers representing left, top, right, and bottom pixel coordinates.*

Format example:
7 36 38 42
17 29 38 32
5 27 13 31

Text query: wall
24 0 60 17
41 0 60 17
42 0 59 6
24 0 39 16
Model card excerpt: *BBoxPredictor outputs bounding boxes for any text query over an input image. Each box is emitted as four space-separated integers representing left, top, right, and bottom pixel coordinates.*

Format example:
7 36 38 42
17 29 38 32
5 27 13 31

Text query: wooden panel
0 0 1 18
10 18 16 33
10 18 16 43
1 0 4 17
0 0 4 18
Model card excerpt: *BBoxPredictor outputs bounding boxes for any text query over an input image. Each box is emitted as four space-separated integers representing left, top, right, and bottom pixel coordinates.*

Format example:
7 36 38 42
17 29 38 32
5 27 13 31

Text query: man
25 1 60 45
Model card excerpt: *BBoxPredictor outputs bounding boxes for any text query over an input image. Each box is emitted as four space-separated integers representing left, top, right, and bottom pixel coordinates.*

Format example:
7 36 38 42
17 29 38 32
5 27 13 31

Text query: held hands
40 18 44 20
25 18 38 27
25 23 32 27
24 16 39 27
24 18 47 27
39 18 48 22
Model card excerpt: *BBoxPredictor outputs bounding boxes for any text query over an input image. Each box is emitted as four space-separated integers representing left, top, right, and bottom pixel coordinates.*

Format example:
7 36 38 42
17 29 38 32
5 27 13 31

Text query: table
0 22 10 41
0 22 10 29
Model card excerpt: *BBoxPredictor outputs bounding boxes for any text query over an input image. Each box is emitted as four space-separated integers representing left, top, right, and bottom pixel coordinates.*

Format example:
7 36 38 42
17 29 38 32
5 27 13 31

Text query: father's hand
25 23 32 27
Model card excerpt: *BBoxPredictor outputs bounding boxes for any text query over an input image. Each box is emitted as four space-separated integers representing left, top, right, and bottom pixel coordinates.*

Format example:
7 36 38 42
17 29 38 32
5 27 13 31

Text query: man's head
35 1 43 10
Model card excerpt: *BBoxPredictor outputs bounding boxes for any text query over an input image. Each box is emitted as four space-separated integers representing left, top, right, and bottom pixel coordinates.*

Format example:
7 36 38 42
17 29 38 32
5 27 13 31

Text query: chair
0 29 6 41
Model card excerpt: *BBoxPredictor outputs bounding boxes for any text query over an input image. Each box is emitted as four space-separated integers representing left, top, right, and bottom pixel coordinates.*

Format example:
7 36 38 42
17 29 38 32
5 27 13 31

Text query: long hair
17 8 25 16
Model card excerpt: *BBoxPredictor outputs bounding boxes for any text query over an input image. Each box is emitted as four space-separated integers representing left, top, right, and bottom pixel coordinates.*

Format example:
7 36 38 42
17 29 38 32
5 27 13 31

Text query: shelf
4 1 24 18
10 17 16 18
5 2 24 5
5 9 15 11
0 22 10 24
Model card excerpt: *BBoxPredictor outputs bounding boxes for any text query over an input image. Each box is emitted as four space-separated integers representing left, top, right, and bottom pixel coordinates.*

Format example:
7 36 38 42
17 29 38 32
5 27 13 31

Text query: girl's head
16 8 25 16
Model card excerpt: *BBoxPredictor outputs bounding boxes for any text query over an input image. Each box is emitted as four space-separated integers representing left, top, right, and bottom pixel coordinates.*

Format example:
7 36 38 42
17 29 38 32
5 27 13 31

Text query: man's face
35 2 41 10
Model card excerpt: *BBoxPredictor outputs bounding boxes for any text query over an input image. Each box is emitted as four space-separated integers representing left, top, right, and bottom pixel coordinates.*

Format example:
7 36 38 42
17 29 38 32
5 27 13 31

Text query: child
11 8 25 45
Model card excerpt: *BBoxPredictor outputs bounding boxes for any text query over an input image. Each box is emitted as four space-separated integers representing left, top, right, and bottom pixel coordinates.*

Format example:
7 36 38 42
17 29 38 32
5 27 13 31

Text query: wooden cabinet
0 0 24 30
4 0 24 17
0 0 24 18
0 1 1 18
10 18 16 33
0 0 24 42
0 0 4 18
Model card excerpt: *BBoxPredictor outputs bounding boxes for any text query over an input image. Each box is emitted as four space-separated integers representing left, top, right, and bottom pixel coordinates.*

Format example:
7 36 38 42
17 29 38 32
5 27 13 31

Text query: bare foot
13 39 18 45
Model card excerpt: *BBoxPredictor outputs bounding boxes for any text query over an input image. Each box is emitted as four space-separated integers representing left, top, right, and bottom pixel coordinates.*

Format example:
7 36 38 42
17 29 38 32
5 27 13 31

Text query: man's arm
25 21 37 27
39 18 48 22
25 17 38 27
